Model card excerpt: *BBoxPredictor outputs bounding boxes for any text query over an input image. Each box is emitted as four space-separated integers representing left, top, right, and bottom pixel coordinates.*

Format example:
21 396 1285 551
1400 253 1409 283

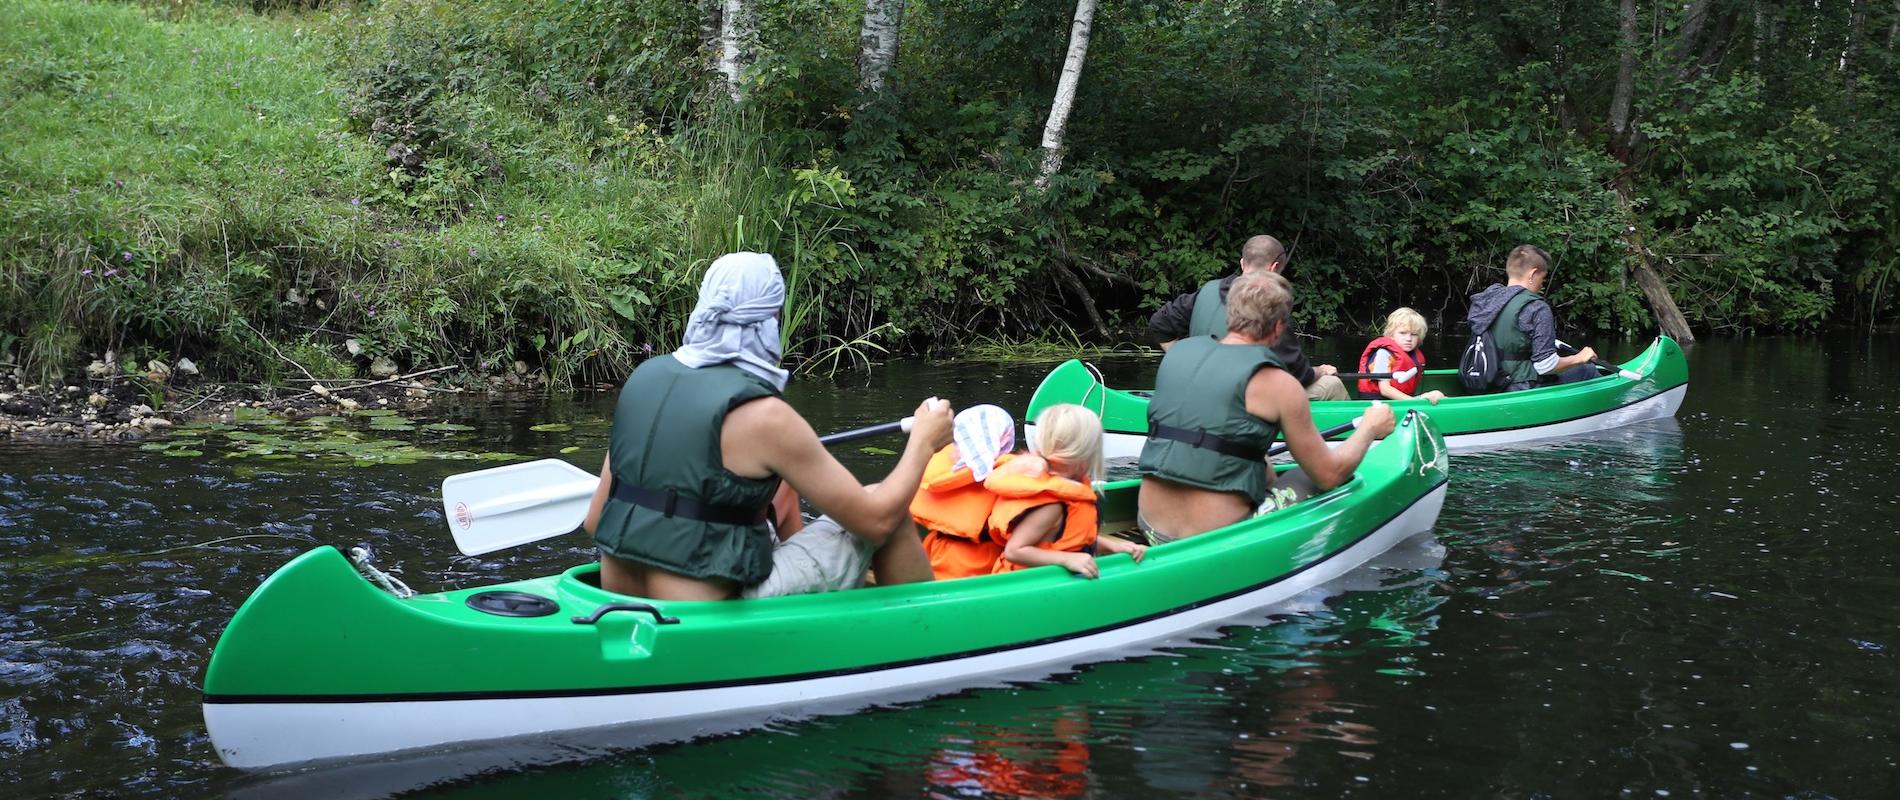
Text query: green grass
0 0 862 386
955 331 1157 363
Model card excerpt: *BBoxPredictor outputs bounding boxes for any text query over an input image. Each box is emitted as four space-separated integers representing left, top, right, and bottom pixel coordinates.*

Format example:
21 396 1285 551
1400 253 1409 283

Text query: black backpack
1459 287 1528 392
1458 327 1502 392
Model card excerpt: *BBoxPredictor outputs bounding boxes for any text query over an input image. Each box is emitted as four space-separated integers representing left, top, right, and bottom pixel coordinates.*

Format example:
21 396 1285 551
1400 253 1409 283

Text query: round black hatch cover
465 590 559 617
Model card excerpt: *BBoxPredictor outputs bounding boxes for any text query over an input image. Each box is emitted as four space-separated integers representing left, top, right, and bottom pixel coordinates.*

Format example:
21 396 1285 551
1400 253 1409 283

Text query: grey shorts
741 515 878 599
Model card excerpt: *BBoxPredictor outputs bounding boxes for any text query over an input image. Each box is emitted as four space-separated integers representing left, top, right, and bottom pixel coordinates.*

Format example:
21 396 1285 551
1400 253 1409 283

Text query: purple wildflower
113 179 124 188
103 269 118 277
351 197 361 206
495 214 507 222
121 251 133 262
468 248 478 257
641 342 653 354
80 268 94 276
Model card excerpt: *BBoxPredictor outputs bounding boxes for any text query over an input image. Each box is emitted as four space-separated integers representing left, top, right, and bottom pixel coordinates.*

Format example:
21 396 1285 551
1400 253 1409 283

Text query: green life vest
1137 336 1284 507
593 355 782 586
1186 278 1228 338
1489 289 1541 388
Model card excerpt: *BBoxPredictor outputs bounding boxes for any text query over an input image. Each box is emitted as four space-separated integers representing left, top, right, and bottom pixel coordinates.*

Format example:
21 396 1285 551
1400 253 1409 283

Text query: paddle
1334 372 1393 381
1556 340 1642 380
1265 418 1359 458
441 415 919 556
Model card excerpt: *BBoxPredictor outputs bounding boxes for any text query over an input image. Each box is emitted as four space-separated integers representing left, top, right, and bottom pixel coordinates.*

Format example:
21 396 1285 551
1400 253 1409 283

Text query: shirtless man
1136 271 1396 543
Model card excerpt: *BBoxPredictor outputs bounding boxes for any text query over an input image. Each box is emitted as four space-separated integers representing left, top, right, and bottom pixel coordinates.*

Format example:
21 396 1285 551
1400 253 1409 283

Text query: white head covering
951 404 1015 480
672 252 789 391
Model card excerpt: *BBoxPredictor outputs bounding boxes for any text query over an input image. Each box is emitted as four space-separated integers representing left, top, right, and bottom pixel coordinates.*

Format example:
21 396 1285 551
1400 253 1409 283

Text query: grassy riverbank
1 0 864 389
6 0 1897 391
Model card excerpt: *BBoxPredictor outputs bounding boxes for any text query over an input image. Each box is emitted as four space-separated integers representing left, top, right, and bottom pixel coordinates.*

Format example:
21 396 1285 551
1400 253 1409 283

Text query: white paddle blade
442 459 601 556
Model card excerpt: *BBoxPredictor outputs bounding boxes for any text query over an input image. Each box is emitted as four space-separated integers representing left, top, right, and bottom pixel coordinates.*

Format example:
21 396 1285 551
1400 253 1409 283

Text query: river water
3 335 1897 798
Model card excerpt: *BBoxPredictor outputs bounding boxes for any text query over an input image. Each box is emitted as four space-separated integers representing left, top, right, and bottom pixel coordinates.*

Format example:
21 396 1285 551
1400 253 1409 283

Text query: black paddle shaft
1265 420 1358 458
1334 372 1393 381
1555 341 1619 374
817 419 907 446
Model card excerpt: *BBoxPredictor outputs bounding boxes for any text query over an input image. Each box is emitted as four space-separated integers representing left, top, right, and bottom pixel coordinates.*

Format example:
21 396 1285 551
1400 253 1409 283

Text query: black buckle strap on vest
611 480 770 527
1149 422 1268 462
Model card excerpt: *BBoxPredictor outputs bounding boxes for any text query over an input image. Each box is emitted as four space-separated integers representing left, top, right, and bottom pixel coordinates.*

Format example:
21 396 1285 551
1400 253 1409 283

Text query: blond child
1356 308 1446 404
986 404 1145 579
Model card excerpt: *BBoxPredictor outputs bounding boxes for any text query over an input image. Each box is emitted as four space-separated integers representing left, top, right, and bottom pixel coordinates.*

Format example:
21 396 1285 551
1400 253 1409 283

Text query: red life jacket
1357 337 1426 397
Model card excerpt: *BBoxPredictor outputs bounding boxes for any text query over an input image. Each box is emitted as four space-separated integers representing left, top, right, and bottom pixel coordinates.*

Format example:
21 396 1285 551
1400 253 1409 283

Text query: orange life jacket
913 446 1014 580
985 467 1099 574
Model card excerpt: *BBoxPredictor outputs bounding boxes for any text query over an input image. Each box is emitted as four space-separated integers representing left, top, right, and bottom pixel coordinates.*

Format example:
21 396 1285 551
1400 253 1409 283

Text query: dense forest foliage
4 0 1897 384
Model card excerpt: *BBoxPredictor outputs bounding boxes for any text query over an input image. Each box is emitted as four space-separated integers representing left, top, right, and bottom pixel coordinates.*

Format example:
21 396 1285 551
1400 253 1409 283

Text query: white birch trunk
857 0 906 95
717 0 758 103
1036 0 1099 191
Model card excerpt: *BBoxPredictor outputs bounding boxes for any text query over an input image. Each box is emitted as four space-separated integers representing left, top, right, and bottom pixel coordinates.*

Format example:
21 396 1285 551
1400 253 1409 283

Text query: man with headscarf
582 252 955 600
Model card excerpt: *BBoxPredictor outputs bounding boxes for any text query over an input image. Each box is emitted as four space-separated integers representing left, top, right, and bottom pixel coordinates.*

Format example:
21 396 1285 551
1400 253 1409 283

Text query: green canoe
1026 335 1688 458
201 413 1450 771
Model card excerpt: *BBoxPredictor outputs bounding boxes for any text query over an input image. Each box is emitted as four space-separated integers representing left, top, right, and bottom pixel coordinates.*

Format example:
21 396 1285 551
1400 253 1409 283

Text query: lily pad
161 449 204 457
859 446 898 456
559 446 580 454
353 409 400 417
529 423 572 432
421 422 476 432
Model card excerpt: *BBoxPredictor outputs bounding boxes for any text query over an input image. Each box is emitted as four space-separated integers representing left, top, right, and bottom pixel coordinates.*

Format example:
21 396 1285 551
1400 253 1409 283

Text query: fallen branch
298 365 457 398
240 319 319 383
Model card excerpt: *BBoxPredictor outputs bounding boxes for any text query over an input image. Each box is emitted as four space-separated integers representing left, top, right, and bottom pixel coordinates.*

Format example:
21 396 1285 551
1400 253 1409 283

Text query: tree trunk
717 0 757 102
1844 0 1866 97
1608 0 1639 160
1615 184 1696 342
1035 0 1099 191
856 0 905 95
699 0 722 66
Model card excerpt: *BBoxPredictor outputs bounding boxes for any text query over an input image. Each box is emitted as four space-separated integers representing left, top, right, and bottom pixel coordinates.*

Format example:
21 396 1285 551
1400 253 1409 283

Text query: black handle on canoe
1333 372 1393 381
1266 420 1359 458
572 602 680 626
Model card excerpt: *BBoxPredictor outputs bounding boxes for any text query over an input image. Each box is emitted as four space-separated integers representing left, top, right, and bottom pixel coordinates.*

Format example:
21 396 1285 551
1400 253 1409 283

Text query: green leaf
858 446 897 456
529 422 572 432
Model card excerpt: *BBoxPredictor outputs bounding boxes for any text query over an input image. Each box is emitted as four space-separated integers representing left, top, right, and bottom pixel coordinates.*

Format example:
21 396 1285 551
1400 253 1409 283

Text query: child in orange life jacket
911 404 1019 580
988 405 1145 579
1356 307 1447 404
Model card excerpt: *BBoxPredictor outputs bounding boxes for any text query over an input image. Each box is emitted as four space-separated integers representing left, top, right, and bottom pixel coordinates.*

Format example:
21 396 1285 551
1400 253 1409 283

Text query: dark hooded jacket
1466 283 1558 373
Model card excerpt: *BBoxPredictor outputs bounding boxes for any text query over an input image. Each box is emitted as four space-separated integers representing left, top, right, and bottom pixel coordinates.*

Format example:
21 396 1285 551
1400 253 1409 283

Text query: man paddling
1148 234 1348 401
1136 272 1396 543
1465 244 1599 392
581 252 953 601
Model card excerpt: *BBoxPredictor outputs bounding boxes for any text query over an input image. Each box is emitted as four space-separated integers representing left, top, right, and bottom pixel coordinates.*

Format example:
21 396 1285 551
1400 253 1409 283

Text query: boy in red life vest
988 404 1145 579
1356 307 1447 404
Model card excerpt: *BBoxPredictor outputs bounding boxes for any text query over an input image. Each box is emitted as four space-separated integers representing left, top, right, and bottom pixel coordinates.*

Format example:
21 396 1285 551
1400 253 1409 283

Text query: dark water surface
4 335 1898 798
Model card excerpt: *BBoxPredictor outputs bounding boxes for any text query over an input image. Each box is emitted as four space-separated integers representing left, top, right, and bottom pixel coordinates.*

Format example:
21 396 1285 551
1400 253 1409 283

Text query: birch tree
716 0 758 102
1035 0 1098 191
857 0 906 95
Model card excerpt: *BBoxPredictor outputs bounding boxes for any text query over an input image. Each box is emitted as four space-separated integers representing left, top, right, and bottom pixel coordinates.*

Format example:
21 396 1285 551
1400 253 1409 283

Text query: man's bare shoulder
725 395 803 436
1245 364 1306 419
